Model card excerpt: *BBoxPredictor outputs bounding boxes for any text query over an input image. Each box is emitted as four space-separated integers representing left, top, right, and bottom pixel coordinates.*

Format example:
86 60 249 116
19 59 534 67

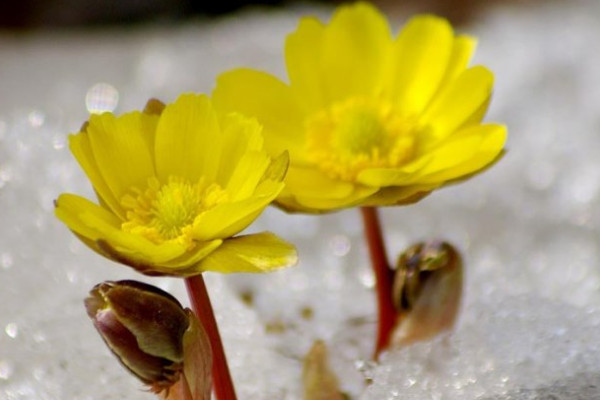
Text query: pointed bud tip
302 340 345 400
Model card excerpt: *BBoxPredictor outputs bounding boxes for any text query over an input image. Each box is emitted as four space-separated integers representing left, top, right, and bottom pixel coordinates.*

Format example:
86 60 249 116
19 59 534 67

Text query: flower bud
85 280 190 393
391 241 463 346
302 340 345 400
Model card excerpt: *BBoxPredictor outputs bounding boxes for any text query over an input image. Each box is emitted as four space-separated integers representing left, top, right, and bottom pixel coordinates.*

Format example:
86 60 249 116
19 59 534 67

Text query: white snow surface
1 1 600 399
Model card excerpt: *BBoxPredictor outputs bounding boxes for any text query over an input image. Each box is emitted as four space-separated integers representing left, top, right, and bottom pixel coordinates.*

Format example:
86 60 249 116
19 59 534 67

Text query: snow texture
1 1 600 399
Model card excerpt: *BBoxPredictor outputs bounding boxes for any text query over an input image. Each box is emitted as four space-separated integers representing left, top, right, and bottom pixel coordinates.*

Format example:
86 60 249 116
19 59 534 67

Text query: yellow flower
55 94 297 276
213 2 507 213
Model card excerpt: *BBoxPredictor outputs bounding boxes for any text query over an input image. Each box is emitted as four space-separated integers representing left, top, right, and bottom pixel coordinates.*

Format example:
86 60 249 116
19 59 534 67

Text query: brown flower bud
391 241 463 346
85 280 190 393
302 340 345 400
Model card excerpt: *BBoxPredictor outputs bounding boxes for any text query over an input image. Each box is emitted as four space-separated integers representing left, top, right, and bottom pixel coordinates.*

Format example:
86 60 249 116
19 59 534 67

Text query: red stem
360 207 396 358
185 275 237 400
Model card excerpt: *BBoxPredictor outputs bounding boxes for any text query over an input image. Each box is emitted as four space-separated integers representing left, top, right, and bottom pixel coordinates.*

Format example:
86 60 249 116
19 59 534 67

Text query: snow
1 1 600 398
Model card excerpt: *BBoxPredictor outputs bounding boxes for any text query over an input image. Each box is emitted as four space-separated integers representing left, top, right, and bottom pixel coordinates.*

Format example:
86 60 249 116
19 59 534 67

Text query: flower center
306 97 418 181
121 177 228 246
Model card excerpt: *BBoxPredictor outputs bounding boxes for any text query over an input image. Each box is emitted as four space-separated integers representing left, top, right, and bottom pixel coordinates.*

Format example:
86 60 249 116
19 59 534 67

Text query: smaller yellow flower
55 94 297 276
213 2 507 213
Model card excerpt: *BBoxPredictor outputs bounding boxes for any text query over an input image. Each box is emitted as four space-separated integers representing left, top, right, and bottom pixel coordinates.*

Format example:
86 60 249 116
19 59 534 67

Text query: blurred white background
1 1 600 399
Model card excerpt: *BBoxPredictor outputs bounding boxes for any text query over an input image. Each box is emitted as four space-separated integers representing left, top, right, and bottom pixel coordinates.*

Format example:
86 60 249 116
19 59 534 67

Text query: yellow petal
55 197 220 274
357 151 458 187
284 166 355 199
422 66 494 140
213 113 274 199
154 94 220 183
261 151 290 183
213 69 308 163
461 95 492 128
285 16 326 114
320 2 391 103
356 122 505 187
356 156 434 187
362 184 438 206
69 131 125 219
409 133 485 181
97 238 223 276
213 113 264 185
55 194 187 267
195 232 297 274
86 111 156 200
55 193 121 240
160 239 223 272
99 235 187 270
94 239 220 277
278 166 380 211
435 35 477 95
225 151 271 201
356 167 420 187
416 124 507 184
390 15 454 117
288 185 378 211
192 180 284 241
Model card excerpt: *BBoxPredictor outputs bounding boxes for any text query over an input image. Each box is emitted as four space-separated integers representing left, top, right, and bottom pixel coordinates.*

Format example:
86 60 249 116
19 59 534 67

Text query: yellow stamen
121 176 228 247
306 97 419 181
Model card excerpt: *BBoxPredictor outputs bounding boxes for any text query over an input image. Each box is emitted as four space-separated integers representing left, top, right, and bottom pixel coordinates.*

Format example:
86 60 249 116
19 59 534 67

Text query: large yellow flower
213 2 507 213
55 94 297 276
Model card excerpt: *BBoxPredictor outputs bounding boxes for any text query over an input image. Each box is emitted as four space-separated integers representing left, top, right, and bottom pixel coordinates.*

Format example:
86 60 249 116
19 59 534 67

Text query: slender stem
360 207 396 358
185 275 237 400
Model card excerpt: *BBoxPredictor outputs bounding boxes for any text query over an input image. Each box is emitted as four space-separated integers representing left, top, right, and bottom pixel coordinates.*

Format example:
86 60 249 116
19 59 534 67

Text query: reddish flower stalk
360 207 396 358
185 275 237 400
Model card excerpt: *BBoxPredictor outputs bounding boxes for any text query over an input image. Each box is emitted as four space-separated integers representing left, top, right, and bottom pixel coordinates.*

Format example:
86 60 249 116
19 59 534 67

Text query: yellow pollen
306 97 418 181
121 176 228 246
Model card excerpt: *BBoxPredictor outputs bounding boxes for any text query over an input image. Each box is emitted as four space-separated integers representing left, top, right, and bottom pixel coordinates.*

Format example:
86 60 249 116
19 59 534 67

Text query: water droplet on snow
5 323 18 339
0 360 14 380
0 253 13 270
329 234 351 257
28 110 45 128
86 83 119 114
